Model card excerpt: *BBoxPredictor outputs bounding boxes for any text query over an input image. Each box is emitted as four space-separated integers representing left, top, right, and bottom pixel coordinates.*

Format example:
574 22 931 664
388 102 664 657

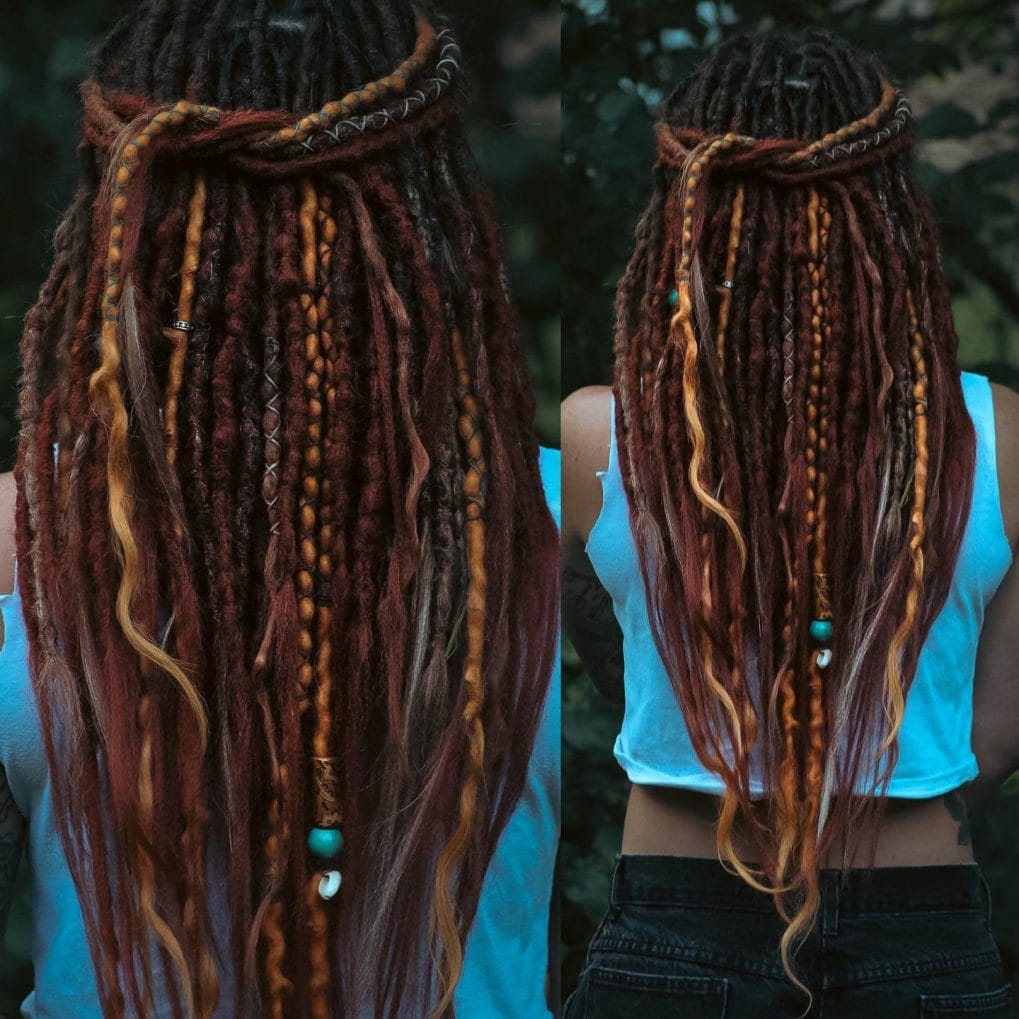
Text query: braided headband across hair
656 78 913 184
82 10 463 175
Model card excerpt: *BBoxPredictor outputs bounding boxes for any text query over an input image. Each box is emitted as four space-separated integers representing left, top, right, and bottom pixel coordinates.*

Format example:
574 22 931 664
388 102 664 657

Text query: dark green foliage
562 0 1019 1000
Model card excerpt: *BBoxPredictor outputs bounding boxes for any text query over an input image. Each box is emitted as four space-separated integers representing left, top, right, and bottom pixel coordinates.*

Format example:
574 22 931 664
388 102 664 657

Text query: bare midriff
622 783 975 869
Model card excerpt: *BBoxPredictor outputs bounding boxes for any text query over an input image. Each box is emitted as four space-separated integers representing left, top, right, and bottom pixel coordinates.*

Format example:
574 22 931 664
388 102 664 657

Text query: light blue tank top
587 373 1013 798
0 445 561 1018
457 445 560 1018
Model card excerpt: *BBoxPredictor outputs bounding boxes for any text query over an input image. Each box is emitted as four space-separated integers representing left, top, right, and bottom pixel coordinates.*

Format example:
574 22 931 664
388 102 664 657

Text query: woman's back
564 371 1019 866
589 370 1013 797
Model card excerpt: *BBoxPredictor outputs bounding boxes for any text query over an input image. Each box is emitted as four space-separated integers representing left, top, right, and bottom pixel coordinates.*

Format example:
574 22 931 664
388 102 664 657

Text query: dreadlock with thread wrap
14 1 559 1016
613 30 974 995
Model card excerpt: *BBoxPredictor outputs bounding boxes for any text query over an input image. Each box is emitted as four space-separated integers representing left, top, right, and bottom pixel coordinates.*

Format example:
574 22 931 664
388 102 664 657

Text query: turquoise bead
668 288 679 306
810 619 833 643
307 827 344 859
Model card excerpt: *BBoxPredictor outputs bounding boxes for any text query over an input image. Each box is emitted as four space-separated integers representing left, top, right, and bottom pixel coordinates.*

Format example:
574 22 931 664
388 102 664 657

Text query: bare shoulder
0 473 14 593
562 385 612 547
990 382 1019 549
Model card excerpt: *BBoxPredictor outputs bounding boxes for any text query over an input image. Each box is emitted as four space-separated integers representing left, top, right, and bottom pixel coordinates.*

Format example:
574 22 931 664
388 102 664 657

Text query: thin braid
773 198 803 900
881 290 928 753
306 189 340 1019
162 175 219 1019
667 139 750 767
779 189 832 984
251 293 291 1017
430 325 488 1019
777 79 898 166
54 162 99 507
257 12 438 151
311 191 339 767
164 175 207 472
296 178 324 716
89 100 214 750
669 134 751 568
715 183 745 367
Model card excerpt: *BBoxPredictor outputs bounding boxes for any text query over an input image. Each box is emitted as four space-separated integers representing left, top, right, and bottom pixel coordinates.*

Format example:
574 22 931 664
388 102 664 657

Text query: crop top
586 372 1013 798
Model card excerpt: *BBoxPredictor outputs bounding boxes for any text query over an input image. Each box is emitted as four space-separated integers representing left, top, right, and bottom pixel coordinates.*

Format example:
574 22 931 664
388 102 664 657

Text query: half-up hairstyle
613 29 974 993
14 1 559 1016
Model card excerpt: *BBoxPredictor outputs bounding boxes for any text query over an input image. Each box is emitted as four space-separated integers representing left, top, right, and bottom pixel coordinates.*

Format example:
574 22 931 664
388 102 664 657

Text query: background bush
0 1 557 1011
562 0 1019 1001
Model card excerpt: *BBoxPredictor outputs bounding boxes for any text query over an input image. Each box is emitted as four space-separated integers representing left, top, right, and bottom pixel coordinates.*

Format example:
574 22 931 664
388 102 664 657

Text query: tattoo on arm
0 764 26 939
943 789 972 847
563 558 625 704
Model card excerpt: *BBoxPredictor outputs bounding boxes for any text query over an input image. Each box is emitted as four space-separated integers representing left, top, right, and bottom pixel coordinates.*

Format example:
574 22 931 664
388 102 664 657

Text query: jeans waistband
610 854 989 916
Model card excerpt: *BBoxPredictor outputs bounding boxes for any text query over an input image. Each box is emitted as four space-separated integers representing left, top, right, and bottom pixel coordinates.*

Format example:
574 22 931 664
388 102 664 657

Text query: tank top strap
602 392 618 479
960 370 1013 584
586 392 627 559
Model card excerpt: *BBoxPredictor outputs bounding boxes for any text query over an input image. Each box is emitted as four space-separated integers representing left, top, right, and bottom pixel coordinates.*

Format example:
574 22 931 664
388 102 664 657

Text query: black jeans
565 855 1015 1018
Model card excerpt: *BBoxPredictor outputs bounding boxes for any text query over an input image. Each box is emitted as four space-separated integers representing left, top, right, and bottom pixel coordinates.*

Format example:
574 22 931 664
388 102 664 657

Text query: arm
0 471 26 940
562 386 625 704
967 384 1019 808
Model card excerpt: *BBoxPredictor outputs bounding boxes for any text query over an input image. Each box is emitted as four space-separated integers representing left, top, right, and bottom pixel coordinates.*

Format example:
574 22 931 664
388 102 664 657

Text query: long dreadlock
614 28 974 997
15 2 559 1016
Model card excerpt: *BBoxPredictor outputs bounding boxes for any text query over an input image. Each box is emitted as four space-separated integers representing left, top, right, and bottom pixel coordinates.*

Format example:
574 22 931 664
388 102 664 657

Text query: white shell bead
318 870 342 900
816 649 833 670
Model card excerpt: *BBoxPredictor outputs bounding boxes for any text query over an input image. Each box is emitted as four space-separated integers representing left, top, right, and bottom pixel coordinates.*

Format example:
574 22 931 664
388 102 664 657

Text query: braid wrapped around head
614 28 974 1002
15 2 558 1016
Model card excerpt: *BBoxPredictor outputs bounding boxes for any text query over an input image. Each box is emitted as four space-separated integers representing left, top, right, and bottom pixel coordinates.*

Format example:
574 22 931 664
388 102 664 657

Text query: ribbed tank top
586 372 1013 798
0 446 560 1017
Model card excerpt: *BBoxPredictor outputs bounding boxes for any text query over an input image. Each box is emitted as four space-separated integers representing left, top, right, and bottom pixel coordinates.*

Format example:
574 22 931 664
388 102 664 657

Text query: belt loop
583 855 625 970
821 871 839 939
978 868 993 932
609 853 624 908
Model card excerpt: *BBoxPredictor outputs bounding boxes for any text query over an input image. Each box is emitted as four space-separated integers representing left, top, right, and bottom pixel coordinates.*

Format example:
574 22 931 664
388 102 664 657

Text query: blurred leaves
562 0 1019 1001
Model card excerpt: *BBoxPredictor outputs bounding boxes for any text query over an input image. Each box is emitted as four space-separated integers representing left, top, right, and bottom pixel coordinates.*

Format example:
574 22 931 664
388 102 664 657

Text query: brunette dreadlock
614 29 974 997
15 2 559 1016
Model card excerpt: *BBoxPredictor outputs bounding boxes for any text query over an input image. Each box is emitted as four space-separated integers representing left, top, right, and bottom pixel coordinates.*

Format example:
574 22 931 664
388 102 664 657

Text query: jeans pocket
919 983 1016 1017
581 965 729 1019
